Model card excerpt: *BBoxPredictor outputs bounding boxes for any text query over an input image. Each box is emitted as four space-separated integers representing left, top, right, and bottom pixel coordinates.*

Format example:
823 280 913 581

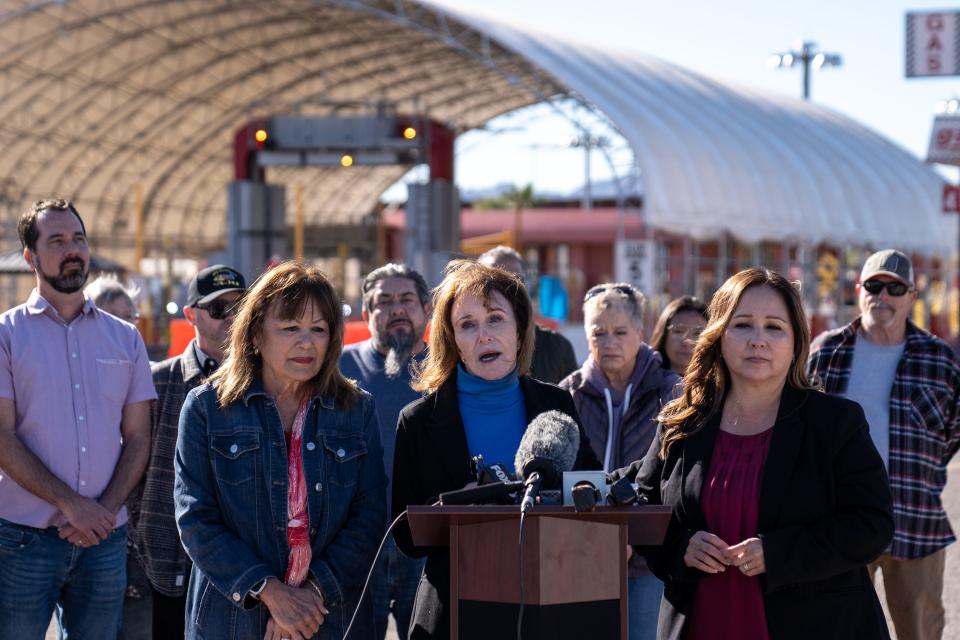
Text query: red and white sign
943 184 960 214
906 11 960 77
927 115 960 165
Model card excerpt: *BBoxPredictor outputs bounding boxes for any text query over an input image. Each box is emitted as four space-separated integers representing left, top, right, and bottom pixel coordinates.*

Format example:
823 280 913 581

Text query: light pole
569 134 610 211
768 41 842 100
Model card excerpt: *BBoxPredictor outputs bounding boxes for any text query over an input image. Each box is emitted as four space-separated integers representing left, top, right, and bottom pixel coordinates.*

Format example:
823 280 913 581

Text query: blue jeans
628 574 664 640
370 535 425 640
0 518 127 640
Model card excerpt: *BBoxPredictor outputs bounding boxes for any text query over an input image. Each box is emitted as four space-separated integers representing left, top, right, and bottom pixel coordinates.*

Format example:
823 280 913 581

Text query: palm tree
502 183 536 253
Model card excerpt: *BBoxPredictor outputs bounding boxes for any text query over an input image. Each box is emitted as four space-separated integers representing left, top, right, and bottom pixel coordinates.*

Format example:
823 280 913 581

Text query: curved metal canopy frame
0 0 562 260
0 0 951 264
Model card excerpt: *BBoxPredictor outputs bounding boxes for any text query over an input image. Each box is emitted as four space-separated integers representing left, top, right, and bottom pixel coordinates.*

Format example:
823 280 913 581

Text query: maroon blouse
686 428 773 640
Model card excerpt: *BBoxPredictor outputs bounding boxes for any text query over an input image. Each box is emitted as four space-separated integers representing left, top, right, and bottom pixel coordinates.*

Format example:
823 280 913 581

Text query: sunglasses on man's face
195 298 241 320
584 283 636 302
861 279 910 297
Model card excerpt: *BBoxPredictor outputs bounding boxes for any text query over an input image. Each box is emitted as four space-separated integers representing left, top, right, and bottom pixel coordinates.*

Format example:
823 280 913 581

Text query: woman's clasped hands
683 531 766 577
260 578 330 640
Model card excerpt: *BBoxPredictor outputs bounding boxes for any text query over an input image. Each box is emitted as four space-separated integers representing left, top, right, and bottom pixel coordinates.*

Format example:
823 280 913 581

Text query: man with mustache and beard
0 200 156 640
808 249 960 640
340 263 430 640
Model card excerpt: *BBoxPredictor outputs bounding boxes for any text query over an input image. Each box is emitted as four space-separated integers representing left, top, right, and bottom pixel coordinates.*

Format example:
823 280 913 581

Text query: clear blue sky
390 0 960 197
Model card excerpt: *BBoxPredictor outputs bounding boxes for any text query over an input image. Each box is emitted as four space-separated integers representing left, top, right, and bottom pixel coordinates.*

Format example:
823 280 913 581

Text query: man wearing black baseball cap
123 264 246 640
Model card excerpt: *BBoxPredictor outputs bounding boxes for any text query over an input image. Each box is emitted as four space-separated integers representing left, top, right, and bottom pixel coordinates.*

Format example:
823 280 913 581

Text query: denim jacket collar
241 377 335 410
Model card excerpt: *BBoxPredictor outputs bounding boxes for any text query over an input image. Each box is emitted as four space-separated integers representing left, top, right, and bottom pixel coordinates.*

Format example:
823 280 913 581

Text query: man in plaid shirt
808 249 960 640
123 265 245 640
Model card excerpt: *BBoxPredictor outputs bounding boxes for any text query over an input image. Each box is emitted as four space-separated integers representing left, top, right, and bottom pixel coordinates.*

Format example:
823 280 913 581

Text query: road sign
614 239 657 297
944 184 960 213
906 11 960 77
927 115 960 165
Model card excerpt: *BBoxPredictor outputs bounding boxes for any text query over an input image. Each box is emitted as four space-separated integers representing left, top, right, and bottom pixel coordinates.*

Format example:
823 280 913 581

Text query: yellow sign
816 252 839 298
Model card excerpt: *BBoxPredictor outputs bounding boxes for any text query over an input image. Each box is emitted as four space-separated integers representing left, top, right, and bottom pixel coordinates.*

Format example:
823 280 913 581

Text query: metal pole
294 183 304 261
583 135 593 211
133 182 144 271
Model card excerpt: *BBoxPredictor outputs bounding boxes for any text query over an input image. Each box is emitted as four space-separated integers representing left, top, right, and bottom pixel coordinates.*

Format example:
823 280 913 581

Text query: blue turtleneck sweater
456 364 527 469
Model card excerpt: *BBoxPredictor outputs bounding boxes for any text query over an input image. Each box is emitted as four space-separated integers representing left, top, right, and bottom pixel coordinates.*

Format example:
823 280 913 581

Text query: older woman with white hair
85 274 140 324
559 282 680 640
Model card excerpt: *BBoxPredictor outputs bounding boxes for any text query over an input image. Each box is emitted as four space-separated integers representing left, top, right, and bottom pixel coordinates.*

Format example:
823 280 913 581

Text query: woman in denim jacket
175 262 387 640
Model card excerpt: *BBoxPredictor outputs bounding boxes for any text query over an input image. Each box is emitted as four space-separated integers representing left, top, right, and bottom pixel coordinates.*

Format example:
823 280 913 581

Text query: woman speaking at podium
619 268 893 640
391 260 601 640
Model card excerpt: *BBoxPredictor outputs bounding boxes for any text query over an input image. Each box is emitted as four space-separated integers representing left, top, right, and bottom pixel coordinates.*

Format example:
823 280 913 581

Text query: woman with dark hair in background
391 259 601 640
175 262 386 640
616 268 893 640
648 296 708 375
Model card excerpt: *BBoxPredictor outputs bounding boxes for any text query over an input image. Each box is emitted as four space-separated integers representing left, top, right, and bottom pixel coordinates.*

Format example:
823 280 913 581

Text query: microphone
606 476 640 507
470 454 485 482
478 462 516 485
513 411 581 513
439 480 523 506
571 480 601 512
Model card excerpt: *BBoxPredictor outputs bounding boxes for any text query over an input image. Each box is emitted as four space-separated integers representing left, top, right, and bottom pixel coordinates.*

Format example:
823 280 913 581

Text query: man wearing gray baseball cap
808 249 960 640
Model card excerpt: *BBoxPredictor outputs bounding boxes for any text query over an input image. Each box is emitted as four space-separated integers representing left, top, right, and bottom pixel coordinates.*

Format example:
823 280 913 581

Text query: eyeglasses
194 298 241 320
667 323 704 339
118 312 141 323
584 283 635 302
862 279 910 297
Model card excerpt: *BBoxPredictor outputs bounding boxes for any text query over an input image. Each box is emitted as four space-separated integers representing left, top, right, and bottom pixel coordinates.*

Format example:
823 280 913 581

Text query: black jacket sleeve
627 424 701 586
391 407 428 559
760 402 894 590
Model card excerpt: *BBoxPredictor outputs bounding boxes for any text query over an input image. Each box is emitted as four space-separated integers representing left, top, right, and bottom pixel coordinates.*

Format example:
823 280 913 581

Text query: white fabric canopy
434 2 956 254
0 0 951 258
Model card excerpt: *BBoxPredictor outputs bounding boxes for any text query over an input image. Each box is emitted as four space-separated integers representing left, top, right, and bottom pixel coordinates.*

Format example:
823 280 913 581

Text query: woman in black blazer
391 260 601 640
617 268 893 640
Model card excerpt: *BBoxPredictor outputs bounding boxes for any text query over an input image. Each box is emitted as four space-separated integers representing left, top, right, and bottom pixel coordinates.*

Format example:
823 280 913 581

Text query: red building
382 205 957 340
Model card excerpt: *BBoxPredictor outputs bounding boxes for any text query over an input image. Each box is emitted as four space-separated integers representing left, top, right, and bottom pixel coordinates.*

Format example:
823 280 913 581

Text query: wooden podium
407 505 671 640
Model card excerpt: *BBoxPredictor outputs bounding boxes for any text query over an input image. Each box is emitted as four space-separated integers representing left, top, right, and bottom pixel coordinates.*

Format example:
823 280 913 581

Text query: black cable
516 509 528 640
343 510 409 640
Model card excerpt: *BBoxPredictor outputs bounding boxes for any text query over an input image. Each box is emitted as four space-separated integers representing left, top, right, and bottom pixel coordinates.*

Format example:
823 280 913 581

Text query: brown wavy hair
412 259 535 394
658 268 814 459
211 261 358 408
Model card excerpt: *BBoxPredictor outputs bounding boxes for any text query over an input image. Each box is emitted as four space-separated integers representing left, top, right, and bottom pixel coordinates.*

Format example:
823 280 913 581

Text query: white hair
85 274 140 308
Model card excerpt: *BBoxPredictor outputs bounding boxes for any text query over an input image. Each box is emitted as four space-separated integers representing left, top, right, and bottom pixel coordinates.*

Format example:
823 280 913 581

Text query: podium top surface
406 505 672 547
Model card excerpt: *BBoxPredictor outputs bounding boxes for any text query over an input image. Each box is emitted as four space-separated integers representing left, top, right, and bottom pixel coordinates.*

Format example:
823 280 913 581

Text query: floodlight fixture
768 40 842 100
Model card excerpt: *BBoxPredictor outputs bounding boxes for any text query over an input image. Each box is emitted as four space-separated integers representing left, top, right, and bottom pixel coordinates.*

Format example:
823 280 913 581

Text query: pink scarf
283 396 312 586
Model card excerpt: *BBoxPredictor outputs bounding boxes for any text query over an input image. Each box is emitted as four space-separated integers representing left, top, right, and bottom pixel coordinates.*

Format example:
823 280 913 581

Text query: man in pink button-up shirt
0 199 156 640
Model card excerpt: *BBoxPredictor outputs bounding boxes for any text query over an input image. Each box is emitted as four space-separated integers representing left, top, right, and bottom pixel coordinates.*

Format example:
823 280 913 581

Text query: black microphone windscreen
513 410 580 488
